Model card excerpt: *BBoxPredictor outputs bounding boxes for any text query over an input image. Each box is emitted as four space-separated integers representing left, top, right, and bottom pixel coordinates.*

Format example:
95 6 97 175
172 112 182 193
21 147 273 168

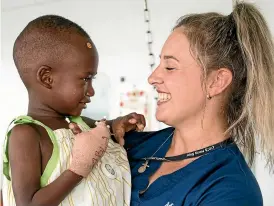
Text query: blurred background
1 0 273 205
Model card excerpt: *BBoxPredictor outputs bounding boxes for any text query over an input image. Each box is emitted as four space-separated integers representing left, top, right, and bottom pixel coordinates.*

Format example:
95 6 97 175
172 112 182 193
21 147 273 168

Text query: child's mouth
79 102 88 109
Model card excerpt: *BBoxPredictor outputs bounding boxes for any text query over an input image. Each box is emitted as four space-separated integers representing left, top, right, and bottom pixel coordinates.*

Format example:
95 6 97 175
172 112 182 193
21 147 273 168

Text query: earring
207 94 212 100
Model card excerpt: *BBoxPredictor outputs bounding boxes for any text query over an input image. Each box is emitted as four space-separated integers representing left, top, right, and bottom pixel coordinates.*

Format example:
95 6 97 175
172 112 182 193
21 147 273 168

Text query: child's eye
166 67 175 71
83 77 89 82
83 77 90 82
83 75 96 82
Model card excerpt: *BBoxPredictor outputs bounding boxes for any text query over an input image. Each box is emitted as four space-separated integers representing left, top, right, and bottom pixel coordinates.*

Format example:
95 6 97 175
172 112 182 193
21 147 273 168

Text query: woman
125 2 274 205
72 2 274 205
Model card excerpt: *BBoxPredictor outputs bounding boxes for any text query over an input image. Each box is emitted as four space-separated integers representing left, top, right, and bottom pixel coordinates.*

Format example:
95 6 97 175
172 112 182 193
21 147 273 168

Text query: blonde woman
71 2 274 206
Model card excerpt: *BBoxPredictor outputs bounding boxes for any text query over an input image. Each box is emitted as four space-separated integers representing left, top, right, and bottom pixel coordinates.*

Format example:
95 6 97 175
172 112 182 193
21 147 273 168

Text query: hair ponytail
232 1 274 169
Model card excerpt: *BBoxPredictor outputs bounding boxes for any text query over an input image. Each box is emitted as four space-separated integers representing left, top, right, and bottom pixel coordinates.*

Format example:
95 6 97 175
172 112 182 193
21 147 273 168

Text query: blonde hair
174 2 274 169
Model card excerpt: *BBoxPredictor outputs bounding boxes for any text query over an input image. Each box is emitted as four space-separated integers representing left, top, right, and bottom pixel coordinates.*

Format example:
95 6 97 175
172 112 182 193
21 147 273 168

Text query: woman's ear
207 68 233 97
36 65 53 89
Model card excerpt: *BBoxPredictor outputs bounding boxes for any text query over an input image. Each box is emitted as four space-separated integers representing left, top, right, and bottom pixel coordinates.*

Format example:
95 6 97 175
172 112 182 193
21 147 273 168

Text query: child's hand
69 121 110 177
112 112 146 146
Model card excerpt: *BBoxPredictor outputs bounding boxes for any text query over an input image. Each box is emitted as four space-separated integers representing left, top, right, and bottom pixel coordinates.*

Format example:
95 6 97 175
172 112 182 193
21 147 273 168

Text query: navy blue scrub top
125 127 263 206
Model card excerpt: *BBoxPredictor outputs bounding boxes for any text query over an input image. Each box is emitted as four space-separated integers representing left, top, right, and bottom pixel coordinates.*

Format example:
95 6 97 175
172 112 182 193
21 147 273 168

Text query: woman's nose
148 66 163 85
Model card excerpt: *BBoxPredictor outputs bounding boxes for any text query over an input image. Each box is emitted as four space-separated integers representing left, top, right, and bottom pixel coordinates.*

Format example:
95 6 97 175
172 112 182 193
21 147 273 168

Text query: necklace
138 131 174 173
137 133 233 174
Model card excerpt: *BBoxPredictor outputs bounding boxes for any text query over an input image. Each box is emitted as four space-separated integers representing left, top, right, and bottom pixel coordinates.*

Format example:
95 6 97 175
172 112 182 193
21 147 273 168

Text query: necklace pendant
138 160 149 173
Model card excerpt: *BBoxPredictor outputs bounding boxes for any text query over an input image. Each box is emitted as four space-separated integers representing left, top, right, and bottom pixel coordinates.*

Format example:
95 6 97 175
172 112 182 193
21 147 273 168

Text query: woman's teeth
158 93 171 102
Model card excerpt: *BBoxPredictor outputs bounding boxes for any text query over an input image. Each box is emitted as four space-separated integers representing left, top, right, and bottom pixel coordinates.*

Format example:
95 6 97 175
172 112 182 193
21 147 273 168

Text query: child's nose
86 84 95 97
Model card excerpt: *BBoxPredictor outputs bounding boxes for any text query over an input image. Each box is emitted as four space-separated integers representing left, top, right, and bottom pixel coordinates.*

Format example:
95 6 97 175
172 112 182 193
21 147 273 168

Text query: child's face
48 39 99 116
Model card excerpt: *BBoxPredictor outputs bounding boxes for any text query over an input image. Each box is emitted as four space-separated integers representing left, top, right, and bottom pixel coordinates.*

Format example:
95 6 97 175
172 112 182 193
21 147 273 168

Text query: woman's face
148 29 207 126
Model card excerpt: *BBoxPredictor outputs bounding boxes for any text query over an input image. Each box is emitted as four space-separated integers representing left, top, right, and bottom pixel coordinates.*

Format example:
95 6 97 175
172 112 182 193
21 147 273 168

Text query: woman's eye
166 67 175 71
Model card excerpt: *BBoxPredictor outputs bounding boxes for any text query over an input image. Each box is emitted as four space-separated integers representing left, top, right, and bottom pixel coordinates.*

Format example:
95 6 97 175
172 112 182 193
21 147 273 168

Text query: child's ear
36 65 53 89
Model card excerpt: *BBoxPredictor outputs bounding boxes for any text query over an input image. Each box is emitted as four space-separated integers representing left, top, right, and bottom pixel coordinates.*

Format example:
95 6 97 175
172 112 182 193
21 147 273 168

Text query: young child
2 15 145 206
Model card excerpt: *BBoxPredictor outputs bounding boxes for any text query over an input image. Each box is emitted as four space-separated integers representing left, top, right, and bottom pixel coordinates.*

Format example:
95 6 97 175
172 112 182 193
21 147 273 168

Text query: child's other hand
112 112 146 146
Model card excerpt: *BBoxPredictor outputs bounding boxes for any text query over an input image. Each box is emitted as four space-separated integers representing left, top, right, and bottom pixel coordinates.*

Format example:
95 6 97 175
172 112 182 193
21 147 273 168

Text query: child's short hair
13 15 91 88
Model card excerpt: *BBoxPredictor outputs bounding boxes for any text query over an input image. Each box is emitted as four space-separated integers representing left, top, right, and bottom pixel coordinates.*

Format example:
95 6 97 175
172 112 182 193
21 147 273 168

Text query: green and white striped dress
2 115 131 206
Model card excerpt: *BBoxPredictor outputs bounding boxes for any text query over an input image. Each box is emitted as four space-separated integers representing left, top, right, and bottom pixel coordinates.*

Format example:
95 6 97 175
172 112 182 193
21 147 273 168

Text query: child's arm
8 122 109 206
9 124 82 206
